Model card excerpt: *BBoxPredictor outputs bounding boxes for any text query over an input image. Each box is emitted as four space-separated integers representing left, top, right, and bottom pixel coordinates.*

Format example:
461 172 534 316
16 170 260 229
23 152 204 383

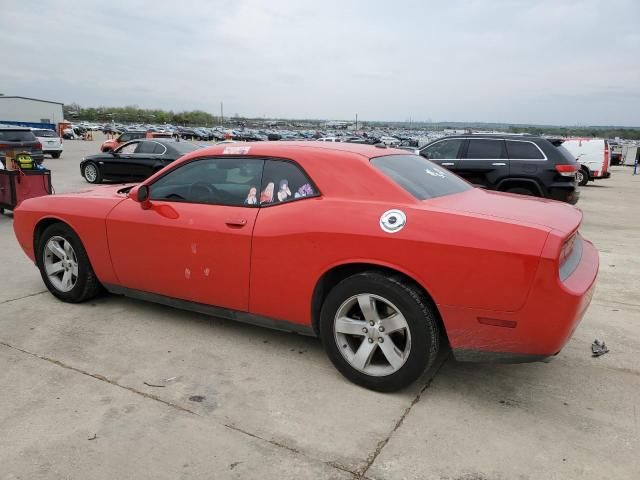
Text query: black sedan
80 139 200 184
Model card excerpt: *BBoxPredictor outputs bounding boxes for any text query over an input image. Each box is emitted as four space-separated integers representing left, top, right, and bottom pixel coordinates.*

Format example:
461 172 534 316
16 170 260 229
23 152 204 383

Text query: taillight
0 143 8 149
603 142 609 173
560 233 577 265
34 141 42 151
555 164 578 177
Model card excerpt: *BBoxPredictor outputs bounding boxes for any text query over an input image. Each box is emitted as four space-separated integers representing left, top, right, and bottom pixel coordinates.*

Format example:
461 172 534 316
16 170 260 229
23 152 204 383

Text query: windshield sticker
380 209 407 233
245 186 258 205
425 167 447 178
223 145 251 155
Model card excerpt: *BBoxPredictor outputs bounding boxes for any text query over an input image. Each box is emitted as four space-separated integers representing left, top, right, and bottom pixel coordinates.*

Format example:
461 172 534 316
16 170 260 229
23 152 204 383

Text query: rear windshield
33 129 57 137
371 154 472 200
556 145 579 163
0 130 37 142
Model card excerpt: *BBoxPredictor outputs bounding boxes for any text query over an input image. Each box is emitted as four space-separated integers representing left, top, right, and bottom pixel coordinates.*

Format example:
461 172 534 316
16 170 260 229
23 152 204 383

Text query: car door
132 141 167 179
106 157 265 311
419 138 464 174
457 138 508 188
101 141 142 178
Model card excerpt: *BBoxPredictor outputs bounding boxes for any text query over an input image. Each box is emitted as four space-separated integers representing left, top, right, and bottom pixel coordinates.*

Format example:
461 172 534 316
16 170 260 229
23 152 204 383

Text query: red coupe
13 142 598 391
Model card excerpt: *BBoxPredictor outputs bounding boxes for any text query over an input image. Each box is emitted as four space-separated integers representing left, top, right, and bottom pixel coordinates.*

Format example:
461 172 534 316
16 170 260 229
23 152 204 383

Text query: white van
561 138 610 186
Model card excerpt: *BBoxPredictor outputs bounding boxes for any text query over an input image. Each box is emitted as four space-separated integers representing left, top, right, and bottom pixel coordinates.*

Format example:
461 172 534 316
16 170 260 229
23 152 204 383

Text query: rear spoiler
547 138 565 146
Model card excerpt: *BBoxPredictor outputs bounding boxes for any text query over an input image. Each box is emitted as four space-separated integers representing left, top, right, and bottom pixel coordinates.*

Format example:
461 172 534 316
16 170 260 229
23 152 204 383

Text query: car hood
425 188 582 235
64 184 135 198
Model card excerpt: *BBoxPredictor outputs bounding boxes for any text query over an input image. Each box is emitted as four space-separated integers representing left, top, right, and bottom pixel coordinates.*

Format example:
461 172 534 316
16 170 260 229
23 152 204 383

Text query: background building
0 96 64 130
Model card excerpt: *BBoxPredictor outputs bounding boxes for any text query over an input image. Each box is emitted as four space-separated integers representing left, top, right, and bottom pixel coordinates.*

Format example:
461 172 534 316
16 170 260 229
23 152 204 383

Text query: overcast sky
1 0 639 125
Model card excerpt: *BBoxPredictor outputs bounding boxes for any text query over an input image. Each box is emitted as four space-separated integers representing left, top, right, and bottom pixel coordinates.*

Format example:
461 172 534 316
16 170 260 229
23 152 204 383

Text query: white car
32 128 63 158
561 138 611 186
379 136 401 146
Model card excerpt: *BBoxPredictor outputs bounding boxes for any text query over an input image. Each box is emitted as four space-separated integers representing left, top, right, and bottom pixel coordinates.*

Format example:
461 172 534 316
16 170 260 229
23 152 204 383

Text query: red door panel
106 198 257 311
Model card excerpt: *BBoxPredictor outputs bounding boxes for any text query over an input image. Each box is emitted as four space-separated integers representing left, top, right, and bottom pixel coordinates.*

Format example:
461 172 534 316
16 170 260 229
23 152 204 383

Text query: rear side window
136 142 157 154
0 130 36 142
465 139 506 159
556 145 579 164
371 154 472 200
506 140 545 160
421 138 463 160
259 160 318 205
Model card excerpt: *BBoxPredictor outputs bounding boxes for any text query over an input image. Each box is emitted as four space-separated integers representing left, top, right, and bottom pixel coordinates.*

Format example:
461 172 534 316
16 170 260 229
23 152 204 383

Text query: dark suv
0 127 45 166
420 134 580 204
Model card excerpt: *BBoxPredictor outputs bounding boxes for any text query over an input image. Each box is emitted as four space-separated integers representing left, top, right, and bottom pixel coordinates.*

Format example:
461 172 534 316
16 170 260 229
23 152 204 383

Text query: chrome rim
334 294 411 376
84 164 97 182
43 236 78 292
576 170 584 184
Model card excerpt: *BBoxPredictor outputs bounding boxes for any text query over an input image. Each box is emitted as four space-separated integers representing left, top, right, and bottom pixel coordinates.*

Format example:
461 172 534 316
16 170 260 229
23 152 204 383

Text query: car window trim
146 155 321 209
505 139 548 161
136 141 167 156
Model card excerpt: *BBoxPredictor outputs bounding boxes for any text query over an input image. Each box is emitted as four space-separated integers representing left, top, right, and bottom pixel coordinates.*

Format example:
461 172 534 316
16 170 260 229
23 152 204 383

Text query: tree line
507 125 640 140
63 104 219 126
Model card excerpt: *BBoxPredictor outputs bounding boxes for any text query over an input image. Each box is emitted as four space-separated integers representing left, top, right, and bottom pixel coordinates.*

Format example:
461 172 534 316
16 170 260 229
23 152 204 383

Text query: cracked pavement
1 137 639 479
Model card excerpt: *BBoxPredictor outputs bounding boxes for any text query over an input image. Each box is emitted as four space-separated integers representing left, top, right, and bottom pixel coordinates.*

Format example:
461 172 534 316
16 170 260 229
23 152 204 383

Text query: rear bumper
548 186 579 205
443 237 599 363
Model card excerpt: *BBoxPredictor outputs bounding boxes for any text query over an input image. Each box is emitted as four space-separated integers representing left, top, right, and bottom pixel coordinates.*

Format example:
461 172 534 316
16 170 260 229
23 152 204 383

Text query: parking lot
1 135 639 479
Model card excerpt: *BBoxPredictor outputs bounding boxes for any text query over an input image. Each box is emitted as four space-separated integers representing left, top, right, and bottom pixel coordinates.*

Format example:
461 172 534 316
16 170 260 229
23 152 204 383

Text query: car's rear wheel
51 152 61 159
83 162 102 184
320 272 440 392
576 167 589 186
36 223 102 303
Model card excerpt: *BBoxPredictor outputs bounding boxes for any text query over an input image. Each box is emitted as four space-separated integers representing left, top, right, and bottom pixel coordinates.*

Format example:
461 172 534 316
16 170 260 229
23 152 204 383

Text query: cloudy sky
1 0 639 125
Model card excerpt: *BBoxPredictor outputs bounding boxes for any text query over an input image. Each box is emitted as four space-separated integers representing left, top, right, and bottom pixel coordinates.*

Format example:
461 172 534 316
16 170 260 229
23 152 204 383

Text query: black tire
576 167 589 186
36 223 102 303
51 152 61 159
505 186 536 196
83 162 102 184
319 272 440 392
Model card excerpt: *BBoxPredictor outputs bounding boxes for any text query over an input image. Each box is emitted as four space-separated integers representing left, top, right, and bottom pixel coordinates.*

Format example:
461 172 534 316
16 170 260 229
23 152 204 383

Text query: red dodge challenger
13 142 598 391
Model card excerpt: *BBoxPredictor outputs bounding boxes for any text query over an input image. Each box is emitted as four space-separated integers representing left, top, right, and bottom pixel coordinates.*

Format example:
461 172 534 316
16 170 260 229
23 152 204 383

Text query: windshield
33 129 57 137
371 154 472 200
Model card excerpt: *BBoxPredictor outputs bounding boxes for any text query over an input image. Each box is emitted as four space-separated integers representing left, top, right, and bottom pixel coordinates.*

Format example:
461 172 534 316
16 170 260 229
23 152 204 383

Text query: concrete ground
1 135 638 479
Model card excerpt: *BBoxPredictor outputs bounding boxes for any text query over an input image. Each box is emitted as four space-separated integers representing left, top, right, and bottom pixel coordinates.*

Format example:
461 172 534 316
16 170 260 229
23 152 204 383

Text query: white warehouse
0 96 64 130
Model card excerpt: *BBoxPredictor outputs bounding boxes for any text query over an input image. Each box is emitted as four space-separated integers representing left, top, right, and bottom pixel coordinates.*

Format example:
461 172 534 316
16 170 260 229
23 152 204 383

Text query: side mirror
131 184 152 209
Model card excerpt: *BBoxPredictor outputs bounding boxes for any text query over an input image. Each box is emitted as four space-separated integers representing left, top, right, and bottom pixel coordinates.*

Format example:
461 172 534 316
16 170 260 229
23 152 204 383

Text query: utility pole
220 101 224 125
355 113 358 131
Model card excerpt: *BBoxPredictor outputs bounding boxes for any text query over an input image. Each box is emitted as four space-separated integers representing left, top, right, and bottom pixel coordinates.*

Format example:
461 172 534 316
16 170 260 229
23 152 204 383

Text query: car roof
431 134 544 141
189 141 405 159
0 125 30 131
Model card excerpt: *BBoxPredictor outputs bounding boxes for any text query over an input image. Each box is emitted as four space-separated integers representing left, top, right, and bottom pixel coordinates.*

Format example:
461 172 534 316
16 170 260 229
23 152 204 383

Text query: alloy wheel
43 236 78 292
333 293 412 376
84 164 97 182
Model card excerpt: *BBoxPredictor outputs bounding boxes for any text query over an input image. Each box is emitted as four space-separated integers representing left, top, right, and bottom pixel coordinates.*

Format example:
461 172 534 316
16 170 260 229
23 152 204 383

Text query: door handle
225 218 247 227
441 162 455 166
491 162 506 166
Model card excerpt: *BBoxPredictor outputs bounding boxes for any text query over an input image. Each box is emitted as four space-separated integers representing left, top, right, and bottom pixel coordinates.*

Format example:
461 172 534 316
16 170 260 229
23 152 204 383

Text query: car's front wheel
36 223 102 303
320 272 440 392
83 162 102 184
